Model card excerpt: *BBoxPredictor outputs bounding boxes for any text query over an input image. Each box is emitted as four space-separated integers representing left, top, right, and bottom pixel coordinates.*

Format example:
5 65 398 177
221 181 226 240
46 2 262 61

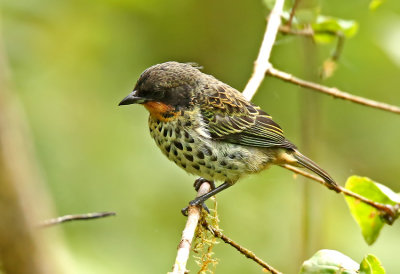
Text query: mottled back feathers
197 80 296 150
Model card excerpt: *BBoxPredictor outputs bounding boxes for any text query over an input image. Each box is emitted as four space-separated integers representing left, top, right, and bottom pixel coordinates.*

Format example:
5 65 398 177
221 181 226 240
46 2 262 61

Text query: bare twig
173 0 400 271
171 182 212 274
279 24 314 36
280 23 400 113
171 1 287 272
39 212 116 228
243 0 400 116
331 33 345 62
202 220 282 274
287 0 301 27
279 25 345 38
282 164 400 224
279 24 346 63
267 67 400 114
242 0 285 101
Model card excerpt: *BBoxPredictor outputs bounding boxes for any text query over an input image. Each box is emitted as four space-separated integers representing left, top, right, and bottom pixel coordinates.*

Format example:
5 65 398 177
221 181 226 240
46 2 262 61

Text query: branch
267 67 400 114
282 164 399 224
242 0 285 101
171 1 287 272
202 220 282 274
172 0 399 271
244 2 400 114
39 212 116 228
171 182 211 274
279 25 314 36
286 0 301 27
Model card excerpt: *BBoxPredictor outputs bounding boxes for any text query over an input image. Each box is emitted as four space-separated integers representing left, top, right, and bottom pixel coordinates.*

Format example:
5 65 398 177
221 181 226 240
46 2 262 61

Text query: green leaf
344 176 399 245
359 254 385 274
312 15 358 43
300 249 359 274
300 250 386 274
369 0 385 11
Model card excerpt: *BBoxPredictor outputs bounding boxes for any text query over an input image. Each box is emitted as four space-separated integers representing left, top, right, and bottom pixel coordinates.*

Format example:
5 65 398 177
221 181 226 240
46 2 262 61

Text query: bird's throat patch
144 101 178 122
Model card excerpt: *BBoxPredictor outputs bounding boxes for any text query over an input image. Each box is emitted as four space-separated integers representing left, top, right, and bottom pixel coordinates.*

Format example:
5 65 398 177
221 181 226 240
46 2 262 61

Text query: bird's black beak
118 90 147 106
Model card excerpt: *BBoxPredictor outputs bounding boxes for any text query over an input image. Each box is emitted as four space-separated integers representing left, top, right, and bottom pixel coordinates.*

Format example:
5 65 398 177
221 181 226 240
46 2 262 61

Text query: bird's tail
292 150 338 190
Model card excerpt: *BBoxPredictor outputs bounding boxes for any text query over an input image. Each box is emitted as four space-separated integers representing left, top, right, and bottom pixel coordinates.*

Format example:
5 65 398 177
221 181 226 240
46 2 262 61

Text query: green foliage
345 176 400 245
312 15 358 78
312 16 358 44
264 1 359 79
300 250 385 274
359 254 385 274
300 249 359 274
265 0 359 44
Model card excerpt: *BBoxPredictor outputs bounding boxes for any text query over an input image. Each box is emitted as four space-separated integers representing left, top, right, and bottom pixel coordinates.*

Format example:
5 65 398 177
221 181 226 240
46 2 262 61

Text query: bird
119 61 338 211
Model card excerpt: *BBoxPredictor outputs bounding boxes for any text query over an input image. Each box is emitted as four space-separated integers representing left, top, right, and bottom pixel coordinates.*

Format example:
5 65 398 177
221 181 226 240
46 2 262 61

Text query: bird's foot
182 181 231 216
193 177 215 191
181 201 210 216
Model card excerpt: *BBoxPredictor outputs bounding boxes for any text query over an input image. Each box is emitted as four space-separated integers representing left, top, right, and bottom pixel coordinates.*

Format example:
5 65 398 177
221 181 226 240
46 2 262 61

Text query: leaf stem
282 164 400 224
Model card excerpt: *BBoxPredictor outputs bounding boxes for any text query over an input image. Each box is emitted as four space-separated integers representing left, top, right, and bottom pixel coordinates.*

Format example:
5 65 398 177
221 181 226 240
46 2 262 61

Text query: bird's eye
139 87 164 101
148 87 164 100
156 89 165 99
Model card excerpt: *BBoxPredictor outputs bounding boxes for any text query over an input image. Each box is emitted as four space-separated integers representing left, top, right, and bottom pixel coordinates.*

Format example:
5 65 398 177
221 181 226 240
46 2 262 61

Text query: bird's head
119 62 205 120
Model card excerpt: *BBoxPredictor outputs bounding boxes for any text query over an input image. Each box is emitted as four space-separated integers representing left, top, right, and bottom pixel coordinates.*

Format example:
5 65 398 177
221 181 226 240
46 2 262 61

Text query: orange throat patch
143 101 178 122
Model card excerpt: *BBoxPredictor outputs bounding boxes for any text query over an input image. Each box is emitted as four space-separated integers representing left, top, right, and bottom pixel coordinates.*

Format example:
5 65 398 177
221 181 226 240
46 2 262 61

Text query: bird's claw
181 206 189 216
182 178 216 216
193 178 215 191
181 202 210 216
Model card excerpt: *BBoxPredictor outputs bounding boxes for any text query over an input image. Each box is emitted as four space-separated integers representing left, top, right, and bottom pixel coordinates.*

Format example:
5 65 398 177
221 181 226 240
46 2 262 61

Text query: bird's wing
200 84 295 149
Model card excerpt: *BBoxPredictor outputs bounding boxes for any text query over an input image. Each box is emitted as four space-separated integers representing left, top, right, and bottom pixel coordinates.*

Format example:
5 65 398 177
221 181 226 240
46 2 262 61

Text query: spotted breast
148 107 274 184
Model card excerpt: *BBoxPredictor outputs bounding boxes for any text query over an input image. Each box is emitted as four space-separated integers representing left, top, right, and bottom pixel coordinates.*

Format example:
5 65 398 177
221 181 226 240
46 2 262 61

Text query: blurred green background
1 0 400 273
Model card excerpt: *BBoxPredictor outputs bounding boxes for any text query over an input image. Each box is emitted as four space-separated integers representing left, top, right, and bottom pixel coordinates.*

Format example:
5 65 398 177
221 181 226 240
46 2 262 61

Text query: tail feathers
292 151 338 189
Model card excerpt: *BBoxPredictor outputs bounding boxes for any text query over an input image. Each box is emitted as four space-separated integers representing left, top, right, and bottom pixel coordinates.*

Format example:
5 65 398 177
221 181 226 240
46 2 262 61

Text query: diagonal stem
242 0 285 101
267 67 400 114
282 164 399 224
202 220 282 274
38 212 116 228
171 182 212 274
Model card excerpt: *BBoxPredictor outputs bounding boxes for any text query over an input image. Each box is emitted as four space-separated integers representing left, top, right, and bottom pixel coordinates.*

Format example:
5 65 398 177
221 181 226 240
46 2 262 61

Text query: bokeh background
1 0 400 273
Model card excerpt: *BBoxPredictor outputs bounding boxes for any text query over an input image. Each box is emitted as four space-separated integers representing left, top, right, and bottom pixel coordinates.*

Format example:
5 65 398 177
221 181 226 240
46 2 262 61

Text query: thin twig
202 220 282 274
279 24 346 62
267 66 400 114
171 1 287 272
279 25 314 36
173 0 399 271
38 212 116 228
242 0 285 101
331 33 345 62
171 182 211 274
242 0 400 116
282 164 399 224
287 0 301 27
279 25 345 38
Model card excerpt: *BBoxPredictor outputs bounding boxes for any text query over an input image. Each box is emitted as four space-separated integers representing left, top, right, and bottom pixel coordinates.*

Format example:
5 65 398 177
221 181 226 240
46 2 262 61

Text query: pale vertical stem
171 182 211 274
242 0 285 101
171 0 287 272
